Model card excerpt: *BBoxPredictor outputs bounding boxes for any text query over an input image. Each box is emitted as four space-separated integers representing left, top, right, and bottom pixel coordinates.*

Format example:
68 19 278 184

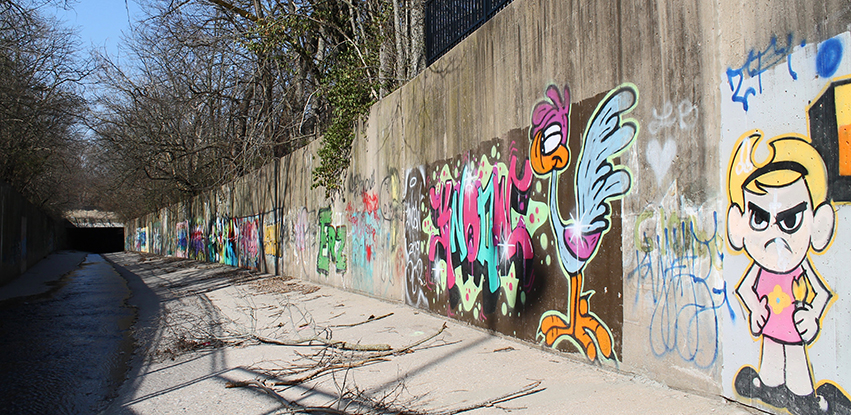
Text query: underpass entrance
66 227 125 253
64 210 125 253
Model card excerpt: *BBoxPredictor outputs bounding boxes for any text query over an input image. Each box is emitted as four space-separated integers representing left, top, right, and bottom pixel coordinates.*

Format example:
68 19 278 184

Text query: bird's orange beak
530 130 570 175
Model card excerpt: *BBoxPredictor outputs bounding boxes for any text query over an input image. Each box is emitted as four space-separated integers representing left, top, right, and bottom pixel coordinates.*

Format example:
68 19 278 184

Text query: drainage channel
0 254 136 414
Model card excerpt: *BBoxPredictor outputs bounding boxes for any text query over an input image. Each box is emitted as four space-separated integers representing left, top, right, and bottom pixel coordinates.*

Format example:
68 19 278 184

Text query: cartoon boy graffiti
727 130 850 414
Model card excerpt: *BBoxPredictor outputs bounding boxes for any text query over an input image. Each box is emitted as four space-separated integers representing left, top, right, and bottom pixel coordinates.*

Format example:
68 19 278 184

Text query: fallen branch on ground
252 321 447 355
237 322 447 390
225 379 350 414
271 356 389 386
434 381 545 415
253 335 392 351
227 378 545 415
385 322 447 356
329 312 394 328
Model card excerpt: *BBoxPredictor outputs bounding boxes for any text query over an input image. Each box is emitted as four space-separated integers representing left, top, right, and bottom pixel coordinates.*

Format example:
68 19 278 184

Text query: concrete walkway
96 252 753 415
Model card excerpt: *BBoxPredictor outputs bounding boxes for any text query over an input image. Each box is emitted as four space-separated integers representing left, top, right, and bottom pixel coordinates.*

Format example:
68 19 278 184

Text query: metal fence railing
425 0 514 66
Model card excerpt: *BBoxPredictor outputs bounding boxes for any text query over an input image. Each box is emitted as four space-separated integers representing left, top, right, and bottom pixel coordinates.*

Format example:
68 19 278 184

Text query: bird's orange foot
572 296 614 361
540 314 570 347
538 298 614 362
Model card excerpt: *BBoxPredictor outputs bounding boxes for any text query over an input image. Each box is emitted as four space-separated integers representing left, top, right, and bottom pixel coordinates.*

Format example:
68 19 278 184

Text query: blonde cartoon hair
727 130 828 210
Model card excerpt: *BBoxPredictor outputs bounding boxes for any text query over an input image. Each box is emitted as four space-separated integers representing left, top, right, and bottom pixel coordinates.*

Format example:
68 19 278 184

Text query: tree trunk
408 0 425 75
392 0 406 83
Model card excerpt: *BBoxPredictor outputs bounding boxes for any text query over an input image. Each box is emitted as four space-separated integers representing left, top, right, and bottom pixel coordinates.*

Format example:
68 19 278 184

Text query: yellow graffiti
263 223 279 257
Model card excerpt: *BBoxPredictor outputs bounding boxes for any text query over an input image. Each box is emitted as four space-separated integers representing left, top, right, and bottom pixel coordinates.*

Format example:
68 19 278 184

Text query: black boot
785 389 827 415
734 366 788 409
816 382 851 415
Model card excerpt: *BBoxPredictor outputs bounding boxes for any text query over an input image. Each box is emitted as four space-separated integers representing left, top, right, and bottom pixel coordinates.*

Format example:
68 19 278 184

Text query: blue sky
48 0 142 57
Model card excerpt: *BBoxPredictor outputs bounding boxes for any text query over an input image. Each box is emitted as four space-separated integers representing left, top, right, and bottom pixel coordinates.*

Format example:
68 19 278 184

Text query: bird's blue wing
575 85 638 234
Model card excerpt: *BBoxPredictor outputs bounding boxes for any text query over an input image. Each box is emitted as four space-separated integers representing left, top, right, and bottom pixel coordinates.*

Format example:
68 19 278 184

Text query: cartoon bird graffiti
531 84 639 362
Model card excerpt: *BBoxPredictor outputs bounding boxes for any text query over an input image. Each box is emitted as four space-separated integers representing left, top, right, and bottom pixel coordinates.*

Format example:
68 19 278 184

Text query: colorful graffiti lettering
135 227 147 252
190 219 205 260
533 83 638 363
237 216 260 270
317 207 347 275
176 221 189 258
727 130 851 413
628 208 734 368
281 207 316 276
404 167 430 308
207 217 237 266
151 222 163 254
347 192 381 279
421 141 544 318
263 215 280 258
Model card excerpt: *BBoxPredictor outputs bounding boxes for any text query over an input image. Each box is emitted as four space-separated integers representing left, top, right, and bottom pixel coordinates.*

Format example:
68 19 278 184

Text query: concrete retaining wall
1 181 66 284
126 0 851 412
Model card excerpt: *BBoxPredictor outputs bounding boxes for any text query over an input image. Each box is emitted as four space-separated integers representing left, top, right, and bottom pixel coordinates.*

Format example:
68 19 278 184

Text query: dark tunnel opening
66 227 125 253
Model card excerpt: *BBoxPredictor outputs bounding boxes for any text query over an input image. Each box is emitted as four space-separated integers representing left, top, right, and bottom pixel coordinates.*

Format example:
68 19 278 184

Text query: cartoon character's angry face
530 85 571 175
732 179 817 273
727 132 837 274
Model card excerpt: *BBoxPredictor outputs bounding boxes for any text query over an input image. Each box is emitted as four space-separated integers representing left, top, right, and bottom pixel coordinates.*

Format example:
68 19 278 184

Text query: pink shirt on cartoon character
755 266 805 344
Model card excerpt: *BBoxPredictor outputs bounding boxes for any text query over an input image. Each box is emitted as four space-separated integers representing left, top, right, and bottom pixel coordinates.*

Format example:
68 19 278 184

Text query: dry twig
329 312 394 328
253 335 392 352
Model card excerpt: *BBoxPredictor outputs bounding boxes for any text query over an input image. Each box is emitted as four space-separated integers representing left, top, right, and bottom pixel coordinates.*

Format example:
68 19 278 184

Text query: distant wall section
0 181 66 284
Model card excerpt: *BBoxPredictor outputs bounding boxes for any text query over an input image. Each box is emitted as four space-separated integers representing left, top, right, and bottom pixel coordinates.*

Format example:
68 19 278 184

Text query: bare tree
89 0 427 217
89 2 277 218
0 0 90 215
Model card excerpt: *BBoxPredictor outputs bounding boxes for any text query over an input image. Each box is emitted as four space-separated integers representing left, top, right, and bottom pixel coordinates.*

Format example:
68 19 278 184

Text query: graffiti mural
722 32 851 414
151 222 163 255
286 207 316 275
190 218 206 260
420 138 546 319
404 167 429 308
210 216 235 266
176 221 189 258
317 207 347 275
531 83 638 363
237 216 260 270
135 227 147 252
394 83 636 362
727 131 850 414
347 192 381 283
264 212 281 259
344 170 404 294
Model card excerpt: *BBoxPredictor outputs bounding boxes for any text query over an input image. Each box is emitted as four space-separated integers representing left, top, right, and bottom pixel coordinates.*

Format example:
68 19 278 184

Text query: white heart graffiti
646 138 677 187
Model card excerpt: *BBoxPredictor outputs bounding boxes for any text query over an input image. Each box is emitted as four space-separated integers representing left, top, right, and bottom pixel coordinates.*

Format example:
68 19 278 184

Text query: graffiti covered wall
405 82 636 360
123 1 851 412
